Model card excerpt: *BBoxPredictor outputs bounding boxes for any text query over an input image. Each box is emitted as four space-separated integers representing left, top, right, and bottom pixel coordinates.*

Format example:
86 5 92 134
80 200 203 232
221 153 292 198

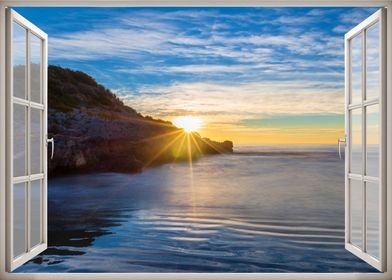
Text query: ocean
16 145 376 272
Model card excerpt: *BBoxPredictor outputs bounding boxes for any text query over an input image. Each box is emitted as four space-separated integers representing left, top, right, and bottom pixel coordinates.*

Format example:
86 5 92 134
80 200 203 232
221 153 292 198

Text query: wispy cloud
15 6 377 143
48 8 346 63
339 8 378 24
117 80 344 121
333 7 379 34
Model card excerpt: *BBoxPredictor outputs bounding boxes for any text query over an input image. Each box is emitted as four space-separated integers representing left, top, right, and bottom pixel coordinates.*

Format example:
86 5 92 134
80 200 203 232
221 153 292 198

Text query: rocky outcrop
48 66 233 176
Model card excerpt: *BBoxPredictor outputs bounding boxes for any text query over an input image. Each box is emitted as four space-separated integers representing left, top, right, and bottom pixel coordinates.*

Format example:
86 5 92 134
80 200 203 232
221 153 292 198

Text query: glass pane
31 109 42 174
30 34 42 103
31 180 42 247
366 182 379 259
366 105 379 177
14 104 27 177
13 23 26 100
13 182 26 258
366 22 380 101
350 179 363 248
350 109 362 174
351 33 363 104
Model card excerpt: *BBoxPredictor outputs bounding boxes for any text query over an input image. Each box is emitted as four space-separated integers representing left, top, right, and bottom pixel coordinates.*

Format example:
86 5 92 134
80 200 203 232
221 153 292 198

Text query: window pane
366 22 380 101
350 179 363 248
366 182 379 259
350 109 362 174
30 34 42 104
366 105 379 177
14 104 27 177
31 108 42 174
13 23 26 100
13 182 26 258
31 180 42 247
351 33 363 104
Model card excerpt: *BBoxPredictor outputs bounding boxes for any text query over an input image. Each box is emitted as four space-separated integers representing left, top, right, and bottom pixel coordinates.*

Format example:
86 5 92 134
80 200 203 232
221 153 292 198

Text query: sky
14 7 379 144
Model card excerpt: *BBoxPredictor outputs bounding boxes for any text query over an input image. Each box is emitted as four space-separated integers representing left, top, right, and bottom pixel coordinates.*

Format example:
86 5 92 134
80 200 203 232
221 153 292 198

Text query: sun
173 116 203 133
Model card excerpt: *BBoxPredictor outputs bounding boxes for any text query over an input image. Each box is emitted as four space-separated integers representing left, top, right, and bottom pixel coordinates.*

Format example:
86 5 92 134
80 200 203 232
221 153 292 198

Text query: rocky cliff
48 66 233 176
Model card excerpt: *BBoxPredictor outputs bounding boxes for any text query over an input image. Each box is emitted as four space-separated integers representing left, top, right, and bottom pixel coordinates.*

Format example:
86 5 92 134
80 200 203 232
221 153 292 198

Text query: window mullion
361 29 367 253
26 29 31 253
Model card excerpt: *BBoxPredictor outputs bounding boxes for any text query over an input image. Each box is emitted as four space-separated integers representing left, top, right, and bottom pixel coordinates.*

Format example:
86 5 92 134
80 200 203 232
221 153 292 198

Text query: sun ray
190 133 203 155
172 133 187 161
131 117 176 129
82 133 186 218
186 133 196 218
186 133 193 167
133 129 182 144
143 131 185 167
199 137 225 154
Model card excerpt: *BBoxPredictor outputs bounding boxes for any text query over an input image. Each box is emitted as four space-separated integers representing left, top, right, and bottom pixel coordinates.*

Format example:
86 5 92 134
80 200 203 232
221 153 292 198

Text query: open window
344 8 386 271
5 9 48 271
0 4 389 277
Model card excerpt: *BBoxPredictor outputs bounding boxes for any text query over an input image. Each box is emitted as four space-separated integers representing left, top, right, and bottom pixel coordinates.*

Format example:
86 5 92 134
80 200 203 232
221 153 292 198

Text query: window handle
338 137 346 159
47 137 55 160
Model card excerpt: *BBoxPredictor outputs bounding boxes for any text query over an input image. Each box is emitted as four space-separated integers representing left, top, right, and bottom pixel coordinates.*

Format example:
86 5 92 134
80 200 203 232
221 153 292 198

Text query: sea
16 145 377 273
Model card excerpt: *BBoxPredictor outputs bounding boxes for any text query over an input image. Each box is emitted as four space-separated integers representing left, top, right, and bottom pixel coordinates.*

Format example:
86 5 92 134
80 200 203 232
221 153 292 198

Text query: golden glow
173 116 203 133
198 127 344 145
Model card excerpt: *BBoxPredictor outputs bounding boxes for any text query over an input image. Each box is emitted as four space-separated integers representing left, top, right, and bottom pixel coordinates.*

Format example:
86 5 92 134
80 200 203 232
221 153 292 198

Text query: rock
47 66 233 176
75 152 87 167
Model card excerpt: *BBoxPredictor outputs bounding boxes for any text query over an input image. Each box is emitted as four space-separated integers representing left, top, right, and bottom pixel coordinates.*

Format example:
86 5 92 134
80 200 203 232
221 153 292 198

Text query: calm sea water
17 145 376 272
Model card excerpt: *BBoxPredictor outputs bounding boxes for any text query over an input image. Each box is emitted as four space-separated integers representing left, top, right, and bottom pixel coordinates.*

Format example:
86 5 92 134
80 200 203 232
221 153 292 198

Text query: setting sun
173 116 203 133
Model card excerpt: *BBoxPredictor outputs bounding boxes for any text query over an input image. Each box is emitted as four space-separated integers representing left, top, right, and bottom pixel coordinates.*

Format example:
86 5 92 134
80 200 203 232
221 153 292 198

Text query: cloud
333 25 350 34
48 7 345 66
116 80 344 126
41 7 380 143
307 8 329 17
339 8 378 24
330 8 379 35
116 63 278 75
273 15 314 25
49 26 176 60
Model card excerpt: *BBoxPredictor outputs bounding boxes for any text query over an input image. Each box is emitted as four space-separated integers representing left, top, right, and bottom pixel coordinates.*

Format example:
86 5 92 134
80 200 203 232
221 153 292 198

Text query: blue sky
14 7 378 143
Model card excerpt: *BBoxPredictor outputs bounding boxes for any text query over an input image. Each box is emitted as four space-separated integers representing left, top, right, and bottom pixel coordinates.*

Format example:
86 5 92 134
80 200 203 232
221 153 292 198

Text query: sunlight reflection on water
17 145 377 273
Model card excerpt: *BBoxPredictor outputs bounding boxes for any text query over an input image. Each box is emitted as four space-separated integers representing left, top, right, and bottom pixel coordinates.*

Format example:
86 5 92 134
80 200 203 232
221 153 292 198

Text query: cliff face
48 66 233 176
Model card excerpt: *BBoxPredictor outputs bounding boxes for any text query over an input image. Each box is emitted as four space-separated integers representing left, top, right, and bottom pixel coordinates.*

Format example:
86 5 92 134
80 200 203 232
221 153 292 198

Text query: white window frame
344 9 387 271
0 1 391 280
5 8 48 272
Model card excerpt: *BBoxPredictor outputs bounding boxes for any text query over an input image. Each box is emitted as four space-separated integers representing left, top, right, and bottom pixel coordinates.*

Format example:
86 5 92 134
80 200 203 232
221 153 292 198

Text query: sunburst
173 116 202 133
